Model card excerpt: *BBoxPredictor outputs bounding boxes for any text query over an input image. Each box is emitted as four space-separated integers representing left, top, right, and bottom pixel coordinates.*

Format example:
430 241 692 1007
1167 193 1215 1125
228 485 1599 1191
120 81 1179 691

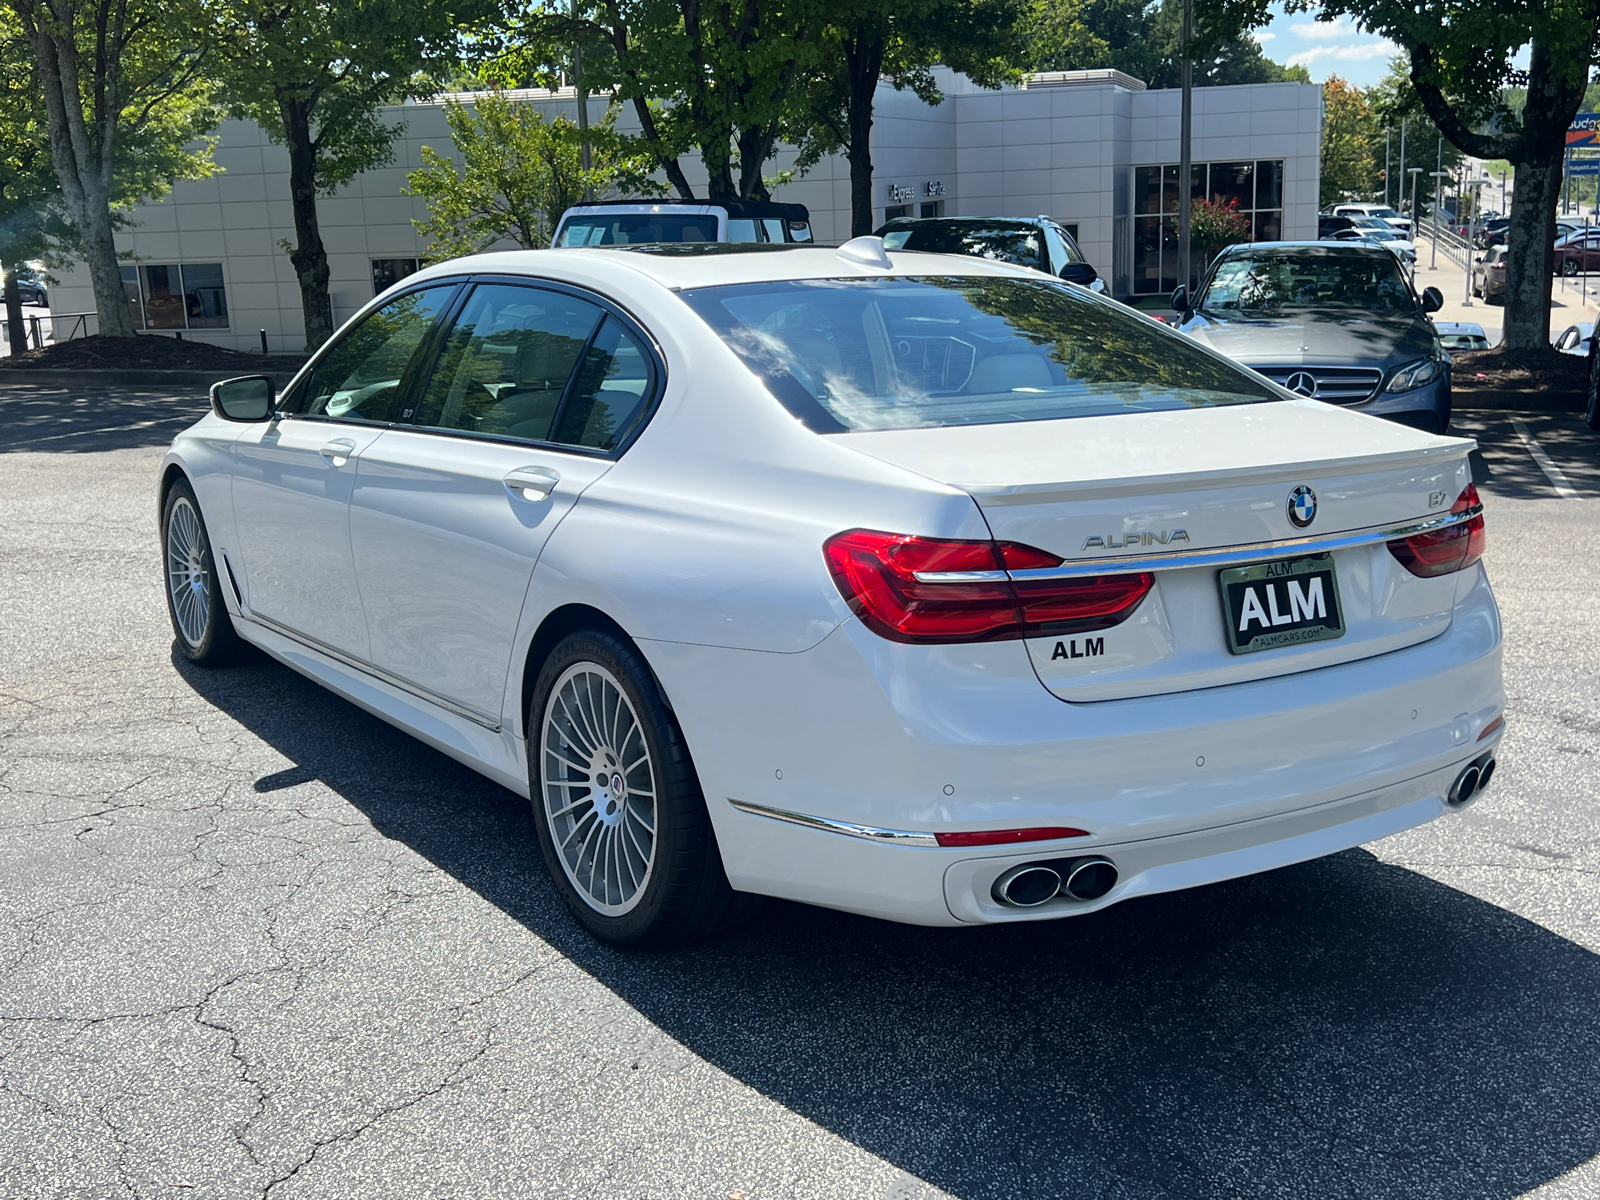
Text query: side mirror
1421 286 1444 313
1170 284 1190 313
1058 261 1098 286
210 375 275 422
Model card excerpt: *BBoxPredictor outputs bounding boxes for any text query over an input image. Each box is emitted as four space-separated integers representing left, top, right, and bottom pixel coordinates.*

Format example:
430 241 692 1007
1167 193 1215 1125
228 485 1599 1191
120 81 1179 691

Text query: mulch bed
1451 347 1587 394
0 334 306 374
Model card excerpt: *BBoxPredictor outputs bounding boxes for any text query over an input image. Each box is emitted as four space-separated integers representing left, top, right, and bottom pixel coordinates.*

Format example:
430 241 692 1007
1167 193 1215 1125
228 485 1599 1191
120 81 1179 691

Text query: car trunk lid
834 399 1476 701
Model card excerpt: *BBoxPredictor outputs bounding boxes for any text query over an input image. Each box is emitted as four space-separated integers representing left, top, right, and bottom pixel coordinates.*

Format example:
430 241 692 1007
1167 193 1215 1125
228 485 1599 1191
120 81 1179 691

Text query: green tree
500 0 830 201
1365 58 1462 220
1029 0 1310 86
405 95 654 260
206 0 489 350
1299 0 1600 348
794 0 1026 237
1321 75 1376 206
1 0 216 337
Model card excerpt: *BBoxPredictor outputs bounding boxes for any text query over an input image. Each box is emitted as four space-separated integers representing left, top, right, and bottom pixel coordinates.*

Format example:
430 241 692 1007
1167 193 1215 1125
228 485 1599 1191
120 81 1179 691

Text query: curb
0 367 302 390
1453 390 1586 412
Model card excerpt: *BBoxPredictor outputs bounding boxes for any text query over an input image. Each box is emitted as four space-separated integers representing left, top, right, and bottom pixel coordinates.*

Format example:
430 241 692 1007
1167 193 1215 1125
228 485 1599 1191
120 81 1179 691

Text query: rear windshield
558 213 718 245
1199 251 1414 316
880 224 1049 271
681 276 1278 433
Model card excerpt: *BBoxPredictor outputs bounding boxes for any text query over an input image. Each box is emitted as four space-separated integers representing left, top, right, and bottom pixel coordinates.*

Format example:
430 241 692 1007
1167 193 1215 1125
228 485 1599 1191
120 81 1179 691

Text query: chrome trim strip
912 506 1482 583
245 613 503 731
728 799 939 846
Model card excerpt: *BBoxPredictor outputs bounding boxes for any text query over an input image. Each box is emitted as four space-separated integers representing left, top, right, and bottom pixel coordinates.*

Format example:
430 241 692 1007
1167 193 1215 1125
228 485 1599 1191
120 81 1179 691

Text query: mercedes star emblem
1287 485 1318 528
1285 371 1318 397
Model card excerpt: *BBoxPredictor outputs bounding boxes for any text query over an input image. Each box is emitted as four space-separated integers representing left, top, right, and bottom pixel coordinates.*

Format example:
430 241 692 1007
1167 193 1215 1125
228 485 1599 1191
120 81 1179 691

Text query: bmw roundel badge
1287 485 1318 528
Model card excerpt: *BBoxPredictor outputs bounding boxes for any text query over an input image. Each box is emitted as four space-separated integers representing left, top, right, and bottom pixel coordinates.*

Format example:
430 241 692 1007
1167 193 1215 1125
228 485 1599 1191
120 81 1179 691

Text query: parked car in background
1472 218 1510 247
165 238 1502 945
1558 228 1600 275
13 282 47 306
1553 321 1595 355
1433 322 1490 352
554 199 813 247
1173 242 1451 433
1472 247 1507 303
875 216 1103 290
1320 225 1417 267
1479 218 1581 250
1322 202 1413 237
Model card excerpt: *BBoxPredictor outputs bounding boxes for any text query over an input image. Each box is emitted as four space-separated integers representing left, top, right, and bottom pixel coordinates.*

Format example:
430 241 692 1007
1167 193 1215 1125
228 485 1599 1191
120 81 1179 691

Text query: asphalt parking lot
2 385 1599 1200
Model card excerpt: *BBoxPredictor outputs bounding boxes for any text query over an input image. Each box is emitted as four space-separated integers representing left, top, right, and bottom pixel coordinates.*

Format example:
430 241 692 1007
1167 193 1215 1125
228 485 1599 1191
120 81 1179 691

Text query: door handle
320 438 357 467
504 466 560 501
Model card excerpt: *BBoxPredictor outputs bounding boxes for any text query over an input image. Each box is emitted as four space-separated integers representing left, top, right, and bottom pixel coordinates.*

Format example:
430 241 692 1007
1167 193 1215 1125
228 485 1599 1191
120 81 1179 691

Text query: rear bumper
642 568 1502 926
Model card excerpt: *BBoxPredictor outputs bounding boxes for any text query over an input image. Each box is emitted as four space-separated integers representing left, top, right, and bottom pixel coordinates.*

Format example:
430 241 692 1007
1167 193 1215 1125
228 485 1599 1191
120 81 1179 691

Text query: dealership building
47 69 1322 352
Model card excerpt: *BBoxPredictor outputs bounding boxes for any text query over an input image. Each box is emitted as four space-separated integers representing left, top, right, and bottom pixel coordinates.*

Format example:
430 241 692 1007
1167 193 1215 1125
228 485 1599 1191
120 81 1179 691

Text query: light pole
1177 0 1193 297
1408 167 1423 239
1384 130 1392 209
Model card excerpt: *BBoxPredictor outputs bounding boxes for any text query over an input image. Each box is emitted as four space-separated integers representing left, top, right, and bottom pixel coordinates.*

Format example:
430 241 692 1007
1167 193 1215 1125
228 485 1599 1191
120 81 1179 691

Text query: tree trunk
2 262 26 355
27 14 136 337
280 96 334 353
845 32 886 238
1502 155 1560 349
736 125 772 199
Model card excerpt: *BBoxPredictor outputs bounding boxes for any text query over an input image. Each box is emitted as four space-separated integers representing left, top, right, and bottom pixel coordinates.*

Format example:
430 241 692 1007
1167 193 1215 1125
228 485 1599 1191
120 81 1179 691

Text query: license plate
1219 553 1345 655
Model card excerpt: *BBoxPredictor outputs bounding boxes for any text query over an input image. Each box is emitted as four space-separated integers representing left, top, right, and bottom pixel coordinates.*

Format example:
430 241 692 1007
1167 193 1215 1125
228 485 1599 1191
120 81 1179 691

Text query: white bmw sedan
160 240 1504 947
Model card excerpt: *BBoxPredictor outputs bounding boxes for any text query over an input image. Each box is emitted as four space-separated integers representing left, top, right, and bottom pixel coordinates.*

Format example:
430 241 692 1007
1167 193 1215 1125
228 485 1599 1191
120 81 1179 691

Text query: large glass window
121 263 230 331
1132 160 1285 293
414 285 604 441
299 286 455 423
372 258 420 296
683 276 1277 433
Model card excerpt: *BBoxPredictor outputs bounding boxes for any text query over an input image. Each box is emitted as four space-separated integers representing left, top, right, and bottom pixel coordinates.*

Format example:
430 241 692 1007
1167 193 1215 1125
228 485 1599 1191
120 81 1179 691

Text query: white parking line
1510 418 1580 498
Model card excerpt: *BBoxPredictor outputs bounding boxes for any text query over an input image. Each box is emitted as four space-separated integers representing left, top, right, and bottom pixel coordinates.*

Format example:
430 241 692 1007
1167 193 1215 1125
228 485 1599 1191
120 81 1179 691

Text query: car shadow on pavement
179 650 1600 1199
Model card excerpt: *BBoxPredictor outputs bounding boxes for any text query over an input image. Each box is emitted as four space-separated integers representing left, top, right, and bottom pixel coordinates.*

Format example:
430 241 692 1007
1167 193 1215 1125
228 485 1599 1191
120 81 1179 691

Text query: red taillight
823 529 1154 644
1386 484 1486 578
934 826 1091 847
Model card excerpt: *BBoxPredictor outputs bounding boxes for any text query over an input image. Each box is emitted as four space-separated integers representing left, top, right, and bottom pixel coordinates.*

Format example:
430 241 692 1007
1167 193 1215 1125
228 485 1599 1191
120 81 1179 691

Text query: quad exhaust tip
993 857 1119 907
1449 753 1497 807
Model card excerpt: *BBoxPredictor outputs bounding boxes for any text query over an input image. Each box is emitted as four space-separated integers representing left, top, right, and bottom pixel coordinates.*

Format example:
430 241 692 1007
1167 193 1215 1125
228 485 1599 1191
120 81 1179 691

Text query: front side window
413 284 604 440
683 276 1277 433
300 286 455 423
558 213 719 245
1199 251 1414 316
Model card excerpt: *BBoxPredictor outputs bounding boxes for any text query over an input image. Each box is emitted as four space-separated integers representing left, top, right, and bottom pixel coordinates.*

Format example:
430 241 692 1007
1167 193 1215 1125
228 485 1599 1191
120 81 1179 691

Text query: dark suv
873 216 1102 290
1172 242 1450 433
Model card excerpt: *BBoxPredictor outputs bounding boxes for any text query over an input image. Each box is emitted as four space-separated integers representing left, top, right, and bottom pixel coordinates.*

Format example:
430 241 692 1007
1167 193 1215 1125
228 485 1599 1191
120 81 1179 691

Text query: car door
348 280 660 725
230 284 457 659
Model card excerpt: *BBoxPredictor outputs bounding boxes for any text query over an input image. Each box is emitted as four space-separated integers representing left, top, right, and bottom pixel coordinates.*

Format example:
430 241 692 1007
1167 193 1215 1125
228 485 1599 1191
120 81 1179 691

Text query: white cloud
1287 40 1400 67
1290 17 1361 40
1253 31 1276 43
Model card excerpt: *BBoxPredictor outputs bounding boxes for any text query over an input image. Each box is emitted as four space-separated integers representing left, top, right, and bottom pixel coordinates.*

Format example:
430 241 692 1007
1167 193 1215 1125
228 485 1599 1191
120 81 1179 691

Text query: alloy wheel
165 496 210 647
540 662 657 915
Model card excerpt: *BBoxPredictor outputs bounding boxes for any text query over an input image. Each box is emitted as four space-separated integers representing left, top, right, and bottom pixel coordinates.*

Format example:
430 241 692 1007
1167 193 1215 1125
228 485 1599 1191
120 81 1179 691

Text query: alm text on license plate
1219 553 1345 655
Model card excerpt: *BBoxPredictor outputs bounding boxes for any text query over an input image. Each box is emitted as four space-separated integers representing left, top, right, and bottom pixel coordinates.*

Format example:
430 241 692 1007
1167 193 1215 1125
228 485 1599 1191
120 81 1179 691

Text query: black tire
1563 260 1580 277
527 628 751 948
161 479 247 667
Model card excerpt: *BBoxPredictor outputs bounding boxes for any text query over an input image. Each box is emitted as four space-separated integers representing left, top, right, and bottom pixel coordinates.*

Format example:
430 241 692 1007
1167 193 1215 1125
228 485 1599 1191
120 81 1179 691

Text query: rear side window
550 319 656 450
683 276 1276 432
558 214 719 245
413 284 604 440
299 286 455 422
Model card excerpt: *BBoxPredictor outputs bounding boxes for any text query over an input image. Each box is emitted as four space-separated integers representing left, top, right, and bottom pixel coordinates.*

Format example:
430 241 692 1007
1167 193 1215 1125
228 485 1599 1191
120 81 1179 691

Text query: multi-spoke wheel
528 628 751 947
161 479 245 666
541 662 658 915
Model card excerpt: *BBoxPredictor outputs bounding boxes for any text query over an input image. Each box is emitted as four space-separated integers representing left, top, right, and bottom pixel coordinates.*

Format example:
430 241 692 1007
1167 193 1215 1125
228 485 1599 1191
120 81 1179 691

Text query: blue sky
1252 5 1401 88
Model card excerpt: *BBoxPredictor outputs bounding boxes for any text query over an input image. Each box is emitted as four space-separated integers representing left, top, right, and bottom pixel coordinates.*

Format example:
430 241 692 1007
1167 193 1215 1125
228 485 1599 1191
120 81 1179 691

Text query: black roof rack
565 198 810 221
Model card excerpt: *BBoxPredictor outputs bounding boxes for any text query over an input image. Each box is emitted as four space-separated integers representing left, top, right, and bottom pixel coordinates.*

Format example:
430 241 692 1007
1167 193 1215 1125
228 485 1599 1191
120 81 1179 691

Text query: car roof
401 245 1040 293
1214 241 1399 258
1433 322 1485 335
880 216 1049 228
